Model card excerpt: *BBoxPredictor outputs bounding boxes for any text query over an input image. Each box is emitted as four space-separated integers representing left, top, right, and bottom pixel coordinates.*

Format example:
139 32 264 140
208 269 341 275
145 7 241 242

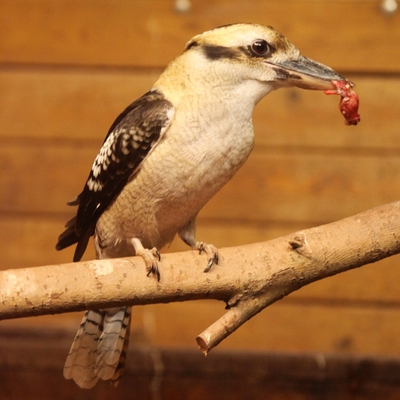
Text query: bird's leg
178 218 219 272
131 238 161 281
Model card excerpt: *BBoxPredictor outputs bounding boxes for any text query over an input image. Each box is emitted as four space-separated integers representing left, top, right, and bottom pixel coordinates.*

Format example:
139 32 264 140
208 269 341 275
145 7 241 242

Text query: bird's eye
251 39 270 56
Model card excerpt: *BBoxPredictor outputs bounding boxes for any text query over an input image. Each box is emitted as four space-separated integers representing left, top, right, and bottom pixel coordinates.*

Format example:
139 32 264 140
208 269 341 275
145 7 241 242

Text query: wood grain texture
3 296 400 357
1 0 400 365
0 68 161 140
2 329 400 400
0 0 399 71
1 144 399 222
142 301 400 356
1 70 399 150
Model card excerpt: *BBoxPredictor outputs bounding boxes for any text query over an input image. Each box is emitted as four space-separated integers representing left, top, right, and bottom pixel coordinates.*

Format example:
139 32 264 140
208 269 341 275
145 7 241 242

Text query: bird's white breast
96 92 255 256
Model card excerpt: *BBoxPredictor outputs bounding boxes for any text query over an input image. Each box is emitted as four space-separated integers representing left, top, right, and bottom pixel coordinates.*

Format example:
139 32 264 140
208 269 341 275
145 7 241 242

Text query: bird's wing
56 90 174 261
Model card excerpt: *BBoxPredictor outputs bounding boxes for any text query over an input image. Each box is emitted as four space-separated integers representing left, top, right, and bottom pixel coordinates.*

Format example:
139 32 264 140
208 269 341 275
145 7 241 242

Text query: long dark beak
268 55 347 90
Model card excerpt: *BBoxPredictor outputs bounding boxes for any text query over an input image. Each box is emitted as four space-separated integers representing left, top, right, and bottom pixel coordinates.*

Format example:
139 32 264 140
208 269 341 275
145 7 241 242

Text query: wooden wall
1 0 400 373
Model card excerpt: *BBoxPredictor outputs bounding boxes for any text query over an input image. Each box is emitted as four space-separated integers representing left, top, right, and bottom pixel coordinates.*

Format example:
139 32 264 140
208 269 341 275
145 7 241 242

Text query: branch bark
1 202 400 355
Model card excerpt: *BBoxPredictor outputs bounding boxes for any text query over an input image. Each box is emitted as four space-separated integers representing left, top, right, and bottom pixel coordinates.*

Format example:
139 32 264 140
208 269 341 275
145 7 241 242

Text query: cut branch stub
196 202 400 354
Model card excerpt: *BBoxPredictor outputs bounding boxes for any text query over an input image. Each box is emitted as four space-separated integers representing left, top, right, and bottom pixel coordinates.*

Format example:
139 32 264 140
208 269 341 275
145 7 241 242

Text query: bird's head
180 23 344 99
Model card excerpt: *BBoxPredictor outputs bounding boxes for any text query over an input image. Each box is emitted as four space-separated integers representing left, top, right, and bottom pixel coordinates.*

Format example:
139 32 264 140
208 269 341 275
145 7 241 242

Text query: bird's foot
131 238 161 281
143 248 161 281
198 242 219 272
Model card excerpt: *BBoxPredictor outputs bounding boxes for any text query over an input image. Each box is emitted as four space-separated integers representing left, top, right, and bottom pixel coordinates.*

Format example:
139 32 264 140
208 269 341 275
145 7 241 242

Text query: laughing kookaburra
56 23 348 388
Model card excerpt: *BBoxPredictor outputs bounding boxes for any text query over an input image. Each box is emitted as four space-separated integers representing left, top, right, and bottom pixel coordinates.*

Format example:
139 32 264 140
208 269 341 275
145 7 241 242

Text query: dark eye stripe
202 45 242 61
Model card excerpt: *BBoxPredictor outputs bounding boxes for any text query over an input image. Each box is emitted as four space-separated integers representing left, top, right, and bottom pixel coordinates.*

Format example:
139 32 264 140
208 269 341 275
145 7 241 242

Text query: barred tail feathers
63 307 132 389
95 306 132 386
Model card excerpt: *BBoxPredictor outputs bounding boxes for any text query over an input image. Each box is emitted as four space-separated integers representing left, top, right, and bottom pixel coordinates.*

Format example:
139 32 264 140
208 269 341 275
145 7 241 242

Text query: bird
56 23 346 389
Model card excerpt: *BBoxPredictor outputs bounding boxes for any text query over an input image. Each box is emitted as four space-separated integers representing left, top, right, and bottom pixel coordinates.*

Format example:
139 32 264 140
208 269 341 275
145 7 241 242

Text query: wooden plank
2 214 283 270
0 68 161 141
1 69 398 150
4 299 400 357
0 143 94 215
1 143 399 222
0 1 399 72
1 215 400 304
1 213 293 270
0 215 96 270
254 77 400 151
140 301 400 356
290 256 400 305
2 329 400 400
206 150 400 224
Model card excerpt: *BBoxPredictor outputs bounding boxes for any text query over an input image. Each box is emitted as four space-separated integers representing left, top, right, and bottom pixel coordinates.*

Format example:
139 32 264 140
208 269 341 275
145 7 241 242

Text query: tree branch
1 202 400 355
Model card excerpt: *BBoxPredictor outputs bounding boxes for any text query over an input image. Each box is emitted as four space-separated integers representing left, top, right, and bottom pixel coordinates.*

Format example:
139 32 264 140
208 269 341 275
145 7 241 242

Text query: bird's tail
63 306 132 389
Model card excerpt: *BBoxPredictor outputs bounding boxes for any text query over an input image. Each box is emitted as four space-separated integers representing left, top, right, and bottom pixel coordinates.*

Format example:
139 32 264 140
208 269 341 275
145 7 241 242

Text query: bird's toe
143 247 161 281
199 242 219 272
131 238 161 281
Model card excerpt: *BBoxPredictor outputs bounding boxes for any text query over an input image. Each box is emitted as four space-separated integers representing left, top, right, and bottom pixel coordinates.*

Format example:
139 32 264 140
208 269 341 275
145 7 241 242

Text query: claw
199 243 204 255
144 247 161 281
198 242 219 272
146 261 161 282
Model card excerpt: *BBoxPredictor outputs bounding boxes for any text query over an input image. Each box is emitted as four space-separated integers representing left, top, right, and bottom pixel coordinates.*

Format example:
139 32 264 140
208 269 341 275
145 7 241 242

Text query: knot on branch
288 232 313 258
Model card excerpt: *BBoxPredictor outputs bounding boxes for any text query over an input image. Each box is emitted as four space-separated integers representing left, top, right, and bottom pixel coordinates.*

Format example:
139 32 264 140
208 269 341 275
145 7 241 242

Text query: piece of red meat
325 80 360 126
